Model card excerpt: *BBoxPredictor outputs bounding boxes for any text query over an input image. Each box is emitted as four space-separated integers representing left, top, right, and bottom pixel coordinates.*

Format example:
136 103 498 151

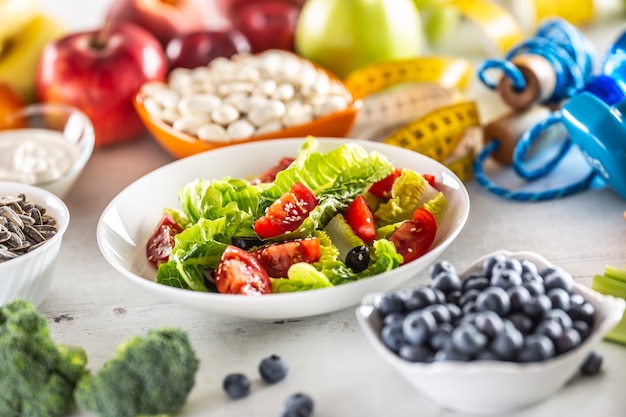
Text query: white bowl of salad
96 137 470 319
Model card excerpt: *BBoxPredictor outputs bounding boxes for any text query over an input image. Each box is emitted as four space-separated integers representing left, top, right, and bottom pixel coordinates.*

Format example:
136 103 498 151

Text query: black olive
231 236 263 251
345 245 370 273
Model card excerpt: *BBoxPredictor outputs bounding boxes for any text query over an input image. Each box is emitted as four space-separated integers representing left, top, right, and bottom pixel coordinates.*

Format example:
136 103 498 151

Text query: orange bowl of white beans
134 50 362 159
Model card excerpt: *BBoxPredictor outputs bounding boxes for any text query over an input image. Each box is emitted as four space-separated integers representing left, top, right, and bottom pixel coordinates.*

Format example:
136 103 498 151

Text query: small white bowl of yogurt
0 103 94 198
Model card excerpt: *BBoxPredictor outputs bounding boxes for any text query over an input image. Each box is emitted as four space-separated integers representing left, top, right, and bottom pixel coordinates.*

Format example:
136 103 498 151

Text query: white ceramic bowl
96 137 470 320
0 103 94 198
0 181 70 307
356 250 626 415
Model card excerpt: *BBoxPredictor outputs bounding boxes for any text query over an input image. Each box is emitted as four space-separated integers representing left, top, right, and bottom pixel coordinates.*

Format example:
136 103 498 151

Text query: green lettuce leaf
271 263 334 293
374 169 440 226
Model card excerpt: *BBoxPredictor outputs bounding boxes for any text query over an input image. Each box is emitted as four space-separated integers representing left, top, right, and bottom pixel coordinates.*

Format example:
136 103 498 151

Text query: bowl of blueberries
355 250 626 415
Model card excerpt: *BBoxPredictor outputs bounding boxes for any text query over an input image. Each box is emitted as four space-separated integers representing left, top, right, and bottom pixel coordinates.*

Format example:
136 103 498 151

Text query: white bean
283 102 314 127
313 95 349 117
256 120 283 135
172 114 211 135
178 93 222 115
247 100 286 127
197 123 229 142
227 119 256 140
211 104 240 125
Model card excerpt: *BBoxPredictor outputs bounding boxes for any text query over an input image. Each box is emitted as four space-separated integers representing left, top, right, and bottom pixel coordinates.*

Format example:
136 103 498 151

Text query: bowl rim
0 180 70 266
3 103 95 188
356 249 626 373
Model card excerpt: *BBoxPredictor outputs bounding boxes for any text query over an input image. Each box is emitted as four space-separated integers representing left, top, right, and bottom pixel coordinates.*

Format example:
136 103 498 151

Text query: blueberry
451 323 488 355
378 292 405 316
383 312 405 328
508 312 534 335
445 303 463 322
446 290 462 304
523 279 545 296
544 308 573 329
475 286 511 317
432 270 462 294
482 253 507 277
433 342 472 362
507 285 532 312
429 260 456 278
492 257 523 277
554 327 582 354
259 354 289 383
474 310 504 339
402 310 437 346
580 350 603 376
461 275 490 292
458 288 480 307
424 303 452 323
490 322 524 360
404 286 437 311
399 344 435 363
547 288 571 311
543 267 574 293
520 259 538 275
569 301 596 326
432 287 447 304
429 322 454 351
380 323 404 352
475 350 499 361
572 320 591 341
223 373 251 399
462 300 477 315
522 294 552 320
535 319 563 342
518 334 555 362
284 392 314 417
570 293 585 307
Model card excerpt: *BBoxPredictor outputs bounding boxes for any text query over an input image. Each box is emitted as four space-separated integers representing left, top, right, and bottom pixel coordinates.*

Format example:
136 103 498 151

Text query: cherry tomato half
368 167 402 199
389 208 437 264
254 182 318 239
146 213 183 265
344 195 376 243
215 245 272 295
251 156 295 184
256 237 321 277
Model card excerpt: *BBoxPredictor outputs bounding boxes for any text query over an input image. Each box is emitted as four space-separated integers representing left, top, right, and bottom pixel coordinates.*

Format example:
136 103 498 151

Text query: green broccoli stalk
74 327 200 417
0 299 88 417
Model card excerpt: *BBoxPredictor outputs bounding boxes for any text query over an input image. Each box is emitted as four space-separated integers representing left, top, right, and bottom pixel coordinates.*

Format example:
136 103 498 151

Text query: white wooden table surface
38 2 626 416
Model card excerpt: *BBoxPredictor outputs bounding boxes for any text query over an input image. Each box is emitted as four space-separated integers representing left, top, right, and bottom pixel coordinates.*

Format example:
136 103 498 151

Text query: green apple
294 0 423 78
412 0 462 47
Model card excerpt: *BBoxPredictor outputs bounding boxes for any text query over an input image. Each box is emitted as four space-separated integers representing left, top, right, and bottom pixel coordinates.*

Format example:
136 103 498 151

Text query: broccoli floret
0 298 88 417
74 327 199 417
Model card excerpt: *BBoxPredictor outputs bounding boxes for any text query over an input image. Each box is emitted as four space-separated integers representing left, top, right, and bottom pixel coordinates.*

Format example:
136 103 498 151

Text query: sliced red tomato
146 213 183 265
389 208 437 264
368 167 402 198
422 173 436 187
215 245 272 295
256 237 321 277
251 156 295 184
254 182 318 239
344 195 376 243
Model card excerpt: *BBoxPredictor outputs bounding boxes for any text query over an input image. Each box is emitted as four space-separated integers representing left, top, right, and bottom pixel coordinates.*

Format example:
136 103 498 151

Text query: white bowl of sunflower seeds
0 181 69 307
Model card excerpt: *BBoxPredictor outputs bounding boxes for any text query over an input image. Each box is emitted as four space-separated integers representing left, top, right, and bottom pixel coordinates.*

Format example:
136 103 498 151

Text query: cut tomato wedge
389 208 437 264
251 156 295 184
256 237 321 278
254 182 318 239
368 167 402 198
215 245 272 295
146 213 183 265
344 195 376 243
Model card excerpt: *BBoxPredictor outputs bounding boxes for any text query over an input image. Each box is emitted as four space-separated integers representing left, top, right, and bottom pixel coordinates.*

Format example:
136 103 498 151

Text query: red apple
166 28 251 70
226 0 302 53
105 0 207 48
35 22 168 147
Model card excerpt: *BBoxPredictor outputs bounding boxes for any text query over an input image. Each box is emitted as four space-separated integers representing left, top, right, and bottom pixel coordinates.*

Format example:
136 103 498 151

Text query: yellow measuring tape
532 0 596 27
343 56 480 181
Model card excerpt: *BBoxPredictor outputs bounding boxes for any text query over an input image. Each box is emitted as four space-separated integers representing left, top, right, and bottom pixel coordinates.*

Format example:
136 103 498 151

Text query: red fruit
35 22 168 147
215 245 272 295
166 29 251 69
344 195 376 243
389 208 437 264
256 238 321 278
229 0 300 52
